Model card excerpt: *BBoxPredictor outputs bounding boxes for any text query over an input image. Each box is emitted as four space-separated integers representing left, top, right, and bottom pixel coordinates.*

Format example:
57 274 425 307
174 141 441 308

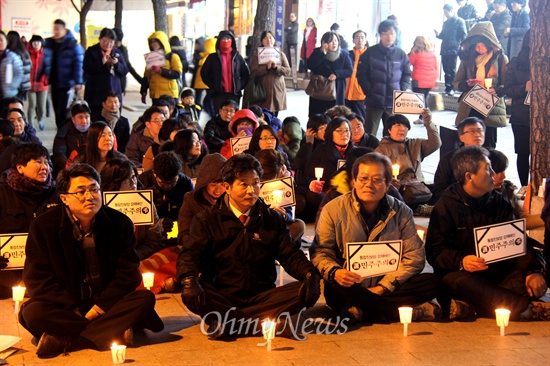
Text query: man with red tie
177 153 320 340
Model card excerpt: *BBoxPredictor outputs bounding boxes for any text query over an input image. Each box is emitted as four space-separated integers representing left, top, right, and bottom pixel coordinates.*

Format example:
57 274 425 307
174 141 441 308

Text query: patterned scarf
6 168 53 198
101 107 120 130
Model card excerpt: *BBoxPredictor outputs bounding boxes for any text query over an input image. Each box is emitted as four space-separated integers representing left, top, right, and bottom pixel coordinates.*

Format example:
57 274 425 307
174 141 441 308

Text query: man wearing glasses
311 152 441 326
125 106 166 167
20 164 164 358
204 99 238 154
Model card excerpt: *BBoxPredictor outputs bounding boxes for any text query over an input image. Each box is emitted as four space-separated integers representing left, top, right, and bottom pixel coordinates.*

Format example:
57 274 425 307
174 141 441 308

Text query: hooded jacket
453 22 508 128
409 50 438 89
141 31 183 99
0 49 23 98
43 30 84 88
280 120 303 167
28 44 48 92
177 153 226 246
200 31 250 97
219 108 260 159
192 37 216 90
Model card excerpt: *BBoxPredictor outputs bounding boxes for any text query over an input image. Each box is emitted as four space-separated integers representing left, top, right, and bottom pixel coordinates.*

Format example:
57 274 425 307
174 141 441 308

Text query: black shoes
36 332 72 358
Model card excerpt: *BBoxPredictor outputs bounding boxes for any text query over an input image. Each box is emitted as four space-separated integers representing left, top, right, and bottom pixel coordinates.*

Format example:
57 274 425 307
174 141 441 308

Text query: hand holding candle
484 78 493 89
495 309 510 336
314 167 324 181
392 164 400 179
262 319 276 351
111 343 127 364
398 307 413 336
142 272 154 290
12 285 25 313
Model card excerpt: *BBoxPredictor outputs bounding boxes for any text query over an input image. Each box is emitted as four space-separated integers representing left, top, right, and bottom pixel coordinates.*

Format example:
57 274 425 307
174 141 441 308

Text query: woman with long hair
409 36 438 124
245 124 291 169
300 17 317 75
0 31 24 100
27 35 49 130
172 128 208 179
7 31 30 100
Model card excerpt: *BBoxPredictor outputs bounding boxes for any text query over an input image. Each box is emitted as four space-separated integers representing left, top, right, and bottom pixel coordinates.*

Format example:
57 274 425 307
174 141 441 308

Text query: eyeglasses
356 176 386 186
334 129 351 135
351 125 363 132
63 187 101 199
260 137 276 141
462 128 484 135
221 108 236 114
149 118 165 125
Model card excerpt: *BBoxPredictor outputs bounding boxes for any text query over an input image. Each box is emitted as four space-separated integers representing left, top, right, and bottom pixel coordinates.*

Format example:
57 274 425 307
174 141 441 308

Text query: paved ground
3 88 547 365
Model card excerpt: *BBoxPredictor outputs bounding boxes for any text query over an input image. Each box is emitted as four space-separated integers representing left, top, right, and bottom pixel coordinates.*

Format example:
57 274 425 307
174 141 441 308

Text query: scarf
326 48 341 62
334 143 348 158
475 50 493 81
220 51 233 93
101 107 120 130
6 168 53 198
305 26 313 40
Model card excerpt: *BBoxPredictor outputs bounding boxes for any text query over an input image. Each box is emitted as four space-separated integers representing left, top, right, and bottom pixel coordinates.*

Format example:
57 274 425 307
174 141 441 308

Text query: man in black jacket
19 164 163 358
203 99 238 154
177 154 320 339
435 4 467 96
426 146 549 321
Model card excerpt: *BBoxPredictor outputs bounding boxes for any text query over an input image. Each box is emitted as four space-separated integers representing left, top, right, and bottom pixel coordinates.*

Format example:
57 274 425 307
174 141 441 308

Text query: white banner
258 47 282 65
392 91 425 114
103 190 154 225
230 136 252 155
259 176 296 207
346 240 402 278
0 233 27 270
462 84 499 117
474 219 527 264
144 51 166 70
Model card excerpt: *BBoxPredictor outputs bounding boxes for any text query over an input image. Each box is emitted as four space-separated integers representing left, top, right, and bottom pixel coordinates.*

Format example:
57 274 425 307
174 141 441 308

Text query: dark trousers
512 123 530 186
186 281 309 336
364 107 392 137
345 99 367 121
19 290 163 350
442 270 531 320
51 87 71 129
89 105 103 123
441 54 458 92
212 93 241 113
324 273 441 323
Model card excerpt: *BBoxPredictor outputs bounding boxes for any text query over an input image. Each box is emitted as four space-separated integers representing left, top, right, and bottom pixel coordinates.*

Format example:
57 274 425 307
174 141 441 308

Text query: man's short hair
70 101 91 117
113 28 124 42
143 106 165 123
346 112 364 124
352 152 393 184
0 118 15 137
159 118 185 141
443 4 454 11
11 143 49 169
352 30 367 40
493 0 507 5
452 145 490 184
7 108 27 123
386 114 411 131
1 97 23 117
254 149 285 181
154 95 176 109
488 149 508 174
99 28 116 41
307 114 330 132
53 19 66 27
221 153 263 184
457 117 486 135
220 99 239 111
102 91 120 103
153 151 182 181
56 163 100 193
378 20 396 34
248 105 263 118
325 105 352 119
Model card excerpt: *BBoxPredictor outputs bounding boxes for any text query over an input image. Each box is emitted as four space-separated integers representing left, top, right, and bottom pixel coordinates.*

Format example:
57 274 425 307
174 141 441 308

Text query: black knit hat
180 88 195 99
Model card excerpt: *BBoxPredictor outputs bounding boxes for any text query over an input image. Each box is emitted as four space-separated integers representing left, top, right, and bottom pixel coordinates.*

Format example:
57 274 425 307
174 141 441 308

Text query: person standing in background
345 30 368 121
27 35 49 131
169 36 189 89
113 28 144 94
300 18 317 76
504 0 530 59
408 36 438 124
490 0 512 57
456 0 478 32
285 13 299 90
7 31 31 102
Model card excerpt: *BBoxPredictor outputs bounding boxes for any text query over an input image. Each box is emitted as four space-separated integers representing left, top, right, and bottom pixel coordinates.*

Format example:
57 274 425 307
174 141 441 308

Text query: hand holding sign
334 269 362 287
462 255 488 272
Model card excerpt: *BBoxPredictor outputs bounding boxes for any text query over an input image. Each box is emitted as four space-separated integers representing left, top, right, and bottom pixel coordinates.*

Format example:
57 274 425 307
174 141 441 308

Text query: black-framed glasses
62 187 101 199
356 176 386 186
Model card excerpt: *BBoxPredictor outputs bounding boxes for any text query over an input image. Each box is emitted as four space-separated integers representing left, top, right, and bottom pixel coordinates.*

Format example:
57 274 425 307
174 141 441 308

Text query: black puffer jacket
504 50 530 126
177 195 316 298
203 114 233 154
437 15 467 55
52 121 88 172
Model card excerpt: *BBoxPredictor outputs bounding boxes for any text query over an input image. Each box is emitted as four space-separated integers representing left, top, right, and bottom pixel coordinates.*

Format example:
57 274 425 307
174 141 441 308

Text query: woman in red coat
27 35 49 131
408 36 438 124
300 17 317 74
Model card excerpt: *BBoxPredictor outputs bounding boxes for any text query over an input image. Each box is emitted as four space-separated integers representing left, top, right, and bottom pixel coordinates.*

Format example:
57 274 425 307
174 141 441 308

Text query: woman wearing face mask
172 129 208 179
27 35 49 131
0 31 24 100
306 31 353 117
219 109 259 159
7 108 41 144
65 121 126 172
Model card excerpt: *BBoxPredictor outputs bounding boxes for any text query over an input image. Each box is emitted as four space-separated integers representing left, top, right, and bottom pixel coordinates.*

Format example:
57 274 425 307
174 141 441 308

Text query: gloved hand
141 94 147 104
181 276 205 311
299 271 321 307
160 218 174 236
0 256 8 270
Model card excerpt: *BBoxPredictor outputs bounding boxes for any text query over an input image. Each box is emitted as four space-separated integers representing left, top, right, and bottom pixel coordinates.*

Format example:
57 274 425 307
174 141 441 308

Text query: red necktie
239 214 247 225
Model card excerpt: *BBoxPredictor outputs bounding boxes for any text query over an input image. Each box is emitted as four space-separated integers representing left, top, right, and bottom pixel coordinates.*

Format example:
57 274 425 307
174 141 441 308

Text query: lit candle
417 229 425 242
398 307 413 336
142 272 154 290
12 286 25 314
272 190 283 205
262 319 276 351
392 164 400 178
495 309 510 336
314 167 324 181
110 342 127 364
484 78 493 89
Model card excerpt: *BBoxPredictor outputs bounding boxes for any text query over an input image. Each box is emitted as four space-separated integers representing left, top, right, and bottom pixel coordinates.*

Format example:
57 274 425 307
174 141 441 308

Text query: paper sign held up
462 84 499 117
103 190 155 225
474 219 527 264
0 233 28 270
230 136 252 156
346 240 402 278
392 91 425 114
259 176 296 207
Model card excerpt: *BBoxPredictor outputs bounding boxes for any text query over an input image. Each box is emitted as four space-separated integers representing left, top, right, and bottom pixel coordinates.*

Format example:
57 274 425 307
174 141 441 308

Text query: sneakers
449 299 476 321
412 301 442 321
38 120 45 131
341 306 363 325
36 332 72 358
531 301 550 321
414 204 434 217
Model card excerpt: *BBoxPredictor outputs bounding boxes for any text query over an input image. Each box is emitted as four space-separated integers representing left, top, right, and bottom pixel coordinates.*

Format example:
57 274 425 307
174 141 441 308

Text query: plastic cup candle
272 190 283 205
495 309 510 336
315 167 324 181
398 307 413 336
110 343 127 364
484 78 493 89
12 286 25 313
392 164 400 178
142 272 154 290
262 319 276 351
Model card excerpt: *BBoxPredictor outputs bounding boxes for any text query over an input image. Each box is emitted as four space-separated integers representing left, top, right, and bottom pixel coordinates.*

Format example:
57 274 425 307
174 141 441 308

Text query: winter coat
219 110 260 159
426 183 542 278
135 207 163 261
453 22 509 128
23 205 143 313
28 45 48 92
52 121 88 172
507 8 530 59
177 153 226 246
436 16 467 56
375 121 441 182
307 47 353 106
355 133 380 149
280 120 303 168
200 31 250 97
431 149 457 203
300 27 317 60
409 50 438 89
125 127 158 167
311 191 424 292
457 3 478 32
138 170 194 221
171 45 189 75
111 116 130 154
141 31 183 99
203 114 233 154
261 108 283 132
346 46 367 101
0 49 23 98
192 37 216 90
83 43 128 108
301 141 356 191
43 31 84 88
504 55 529 127
357 43 411 109
176 194 316 298
285 21 299 45
248 48 290 112
16 126 42 145
490 9 512 56
16 51 31 95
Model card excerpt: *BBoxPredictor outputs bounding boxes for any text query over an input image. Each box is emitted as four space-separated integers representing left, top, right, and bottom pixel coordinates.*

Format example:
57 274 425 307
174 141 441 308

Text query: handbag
243 72 267 104
398 141 432 205
305 74 336 101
